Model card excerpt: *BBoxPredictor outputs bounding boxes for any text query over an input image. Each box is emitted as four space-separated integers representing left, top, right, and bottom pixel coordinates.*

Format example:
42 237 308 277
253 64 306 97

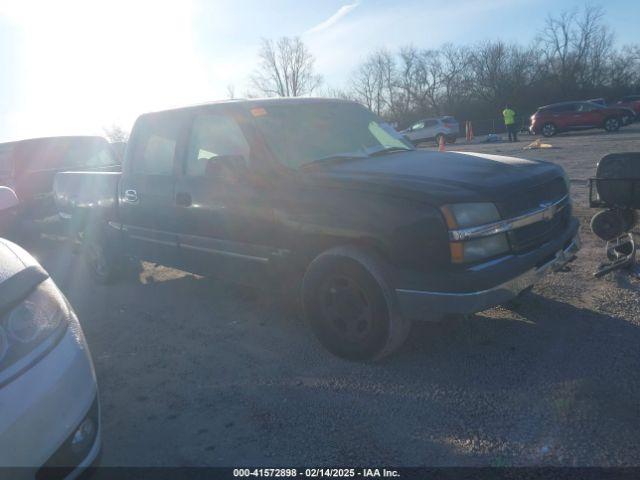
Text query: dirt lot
23 126 640 467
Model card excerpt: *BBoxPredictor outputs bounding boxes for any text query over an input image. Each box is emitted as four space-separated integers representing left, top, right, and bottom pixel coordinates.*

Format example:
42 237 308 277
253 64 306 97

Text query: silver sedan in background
401 116 460 145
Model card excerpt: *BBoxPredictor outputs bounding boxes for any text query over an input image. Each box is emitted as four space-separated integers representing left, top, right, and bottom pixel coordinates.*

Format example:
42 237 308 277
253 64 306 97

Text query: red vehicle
615 94 640 117
530 101 632 137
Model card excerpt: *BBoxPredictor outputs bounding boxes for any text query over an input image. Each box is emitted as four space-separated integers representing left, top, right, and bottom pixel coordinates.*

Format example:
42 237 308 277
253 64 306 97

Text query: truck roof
143 97 359 116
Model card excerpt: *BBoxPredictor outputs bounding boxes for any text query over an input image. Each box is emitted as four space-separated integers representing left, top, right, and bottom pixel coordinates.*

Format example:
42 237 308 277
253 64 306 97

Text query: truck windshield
251 102 413 168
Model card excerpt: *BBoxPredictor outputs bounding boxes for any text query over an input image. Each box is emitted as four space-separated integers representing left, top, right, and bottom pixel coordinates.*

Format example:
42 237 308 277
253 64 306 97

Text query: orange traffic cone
438 134 446 152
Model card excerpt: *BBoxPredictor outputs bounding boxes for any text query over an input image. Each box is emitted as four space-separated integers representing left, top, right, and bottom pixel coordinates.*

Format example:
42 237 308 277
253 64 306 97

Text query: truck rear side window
186 114 250 176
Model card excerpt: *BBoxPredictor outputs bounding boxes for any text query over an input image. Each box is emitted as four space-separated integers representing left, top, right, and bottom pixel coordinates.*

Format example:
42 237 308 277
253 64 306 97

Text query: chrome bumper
395 234 581 317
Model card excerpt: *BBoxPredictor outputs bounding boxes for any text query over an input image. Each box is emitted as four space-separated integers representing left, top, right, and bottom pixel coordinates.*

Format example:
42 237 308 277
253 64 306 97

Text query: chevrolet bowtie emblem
540 201 555 220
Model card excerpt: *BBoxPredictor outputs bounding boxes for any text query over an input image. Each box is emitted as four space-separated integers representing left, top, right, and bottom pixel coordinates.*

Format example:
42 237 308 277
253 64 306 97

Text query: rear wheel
542 123 557 137
83 223 123 284
604 116 621 132
303 249 410 361
621 114 633 126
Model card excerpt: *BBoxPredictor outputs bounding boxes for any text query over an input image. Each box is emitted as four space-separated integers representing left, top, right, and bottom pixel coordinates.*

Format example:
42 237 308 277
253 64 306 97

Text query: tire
302 246 410 361
83 223 123 284
618 209 637 231
621 114 633 126
435 134 445 146
541 123 557 137
604 116 621 132
590 209 626 241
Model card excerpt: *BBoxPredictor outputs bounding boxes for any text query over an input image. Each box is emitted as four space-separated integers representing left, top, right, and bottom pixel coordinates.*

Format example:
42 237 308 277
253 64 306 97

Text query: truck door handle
175 192 192 207
123 189 138 203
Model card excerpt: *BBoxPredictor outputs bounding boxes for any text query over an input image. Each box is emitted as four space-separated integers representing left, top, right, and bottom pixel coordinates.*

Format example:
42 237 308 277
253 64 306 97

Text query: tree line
248 4 640 132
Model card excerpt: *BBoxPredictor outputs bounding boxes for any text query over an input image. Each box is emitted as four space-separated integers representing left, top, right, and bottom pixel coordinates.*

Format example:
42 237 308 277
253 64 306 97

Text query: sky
0 0 638 142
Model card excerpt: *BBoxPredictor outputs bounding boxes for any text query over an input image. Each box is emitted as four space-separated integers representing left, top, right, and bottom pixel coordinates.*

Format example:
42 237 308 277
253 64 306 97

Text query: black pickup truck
54 98 580 360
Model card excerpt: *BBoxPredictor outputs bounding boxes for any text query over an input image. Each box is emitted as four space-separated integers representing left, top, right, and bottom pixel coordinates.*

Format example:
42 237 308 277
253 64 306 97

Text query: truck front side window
186 114 250 177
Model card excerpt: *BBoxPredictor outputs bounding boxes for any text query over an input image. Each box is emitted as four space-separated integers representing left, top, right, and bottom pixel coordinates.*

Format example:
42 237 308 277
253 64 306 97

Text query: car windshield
251 102 413 168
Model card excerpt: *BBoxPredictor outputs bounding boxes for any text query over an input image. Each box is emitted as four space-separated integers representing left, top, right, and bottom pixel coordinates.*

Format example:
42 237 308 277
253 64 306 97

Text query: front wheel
302 249 410 361
542 123 557 137
604 117 621 132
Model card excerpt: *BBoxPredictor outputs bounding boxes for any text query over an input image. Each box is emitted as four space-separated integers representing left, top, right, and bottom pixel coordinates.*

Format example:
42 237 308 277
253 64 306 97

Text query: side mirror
0 187 19 211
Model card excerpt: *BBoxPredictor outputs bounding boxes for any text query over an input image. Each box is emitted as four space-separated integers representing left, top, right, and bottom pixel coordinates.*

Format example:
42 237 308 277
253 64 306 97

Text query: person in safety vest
503 104 517 142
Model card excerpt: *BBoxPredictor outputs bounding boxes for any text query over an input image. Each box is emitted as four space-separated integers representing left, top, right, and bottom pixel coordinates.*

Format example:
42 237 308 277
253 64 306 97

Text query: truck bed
53 170 121 229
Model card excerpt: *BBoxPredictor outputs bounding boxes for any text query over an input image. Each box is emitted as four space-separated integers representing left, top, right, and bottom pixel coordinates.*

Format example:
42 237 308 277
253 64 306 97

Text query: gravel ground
21 125 640 468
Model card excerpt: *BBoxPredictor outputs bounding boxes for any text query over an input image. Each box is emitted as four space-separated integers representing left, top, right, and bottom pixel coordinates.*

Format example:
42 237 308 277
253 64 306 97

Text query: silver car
401 116 460 145
0 238 100 478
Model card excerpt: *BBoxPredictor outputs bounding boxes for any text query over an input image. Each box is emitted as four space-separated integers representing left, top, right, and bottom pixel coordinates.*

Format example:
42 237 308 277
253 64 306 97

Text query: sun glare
1 0 210 140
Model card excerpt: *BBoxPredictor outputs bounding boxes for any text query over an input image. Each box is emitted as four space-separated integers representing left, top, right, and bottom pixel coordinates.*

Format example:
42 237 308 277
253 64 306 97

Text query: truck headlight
441 203 510 264
441 203 500 229
0 280 68 373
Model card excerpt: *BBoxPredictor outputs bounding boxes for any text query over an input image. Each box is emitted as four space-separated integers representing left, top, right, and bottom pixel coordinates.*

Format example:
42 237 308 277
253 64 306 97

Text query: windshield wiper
368 146 414 157
299 153 367 169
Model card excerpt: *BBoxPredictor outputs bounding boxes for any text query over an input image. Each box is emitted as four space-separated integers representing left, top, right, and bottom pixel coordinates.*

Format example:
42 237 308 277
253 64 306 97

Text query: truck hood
303 150 563 204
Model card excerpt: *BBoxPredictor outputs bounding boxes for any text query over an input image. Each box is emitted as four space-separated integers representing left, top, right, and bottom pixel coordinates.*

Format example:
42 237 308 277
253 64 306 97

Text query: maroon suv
530 101 632 137
615 95 640 117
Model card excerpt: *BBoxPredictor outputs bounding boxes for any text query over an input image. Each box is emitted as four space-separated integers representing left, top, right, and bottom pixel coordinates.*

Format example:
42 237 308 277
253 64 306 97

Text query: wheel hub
321 276 373 342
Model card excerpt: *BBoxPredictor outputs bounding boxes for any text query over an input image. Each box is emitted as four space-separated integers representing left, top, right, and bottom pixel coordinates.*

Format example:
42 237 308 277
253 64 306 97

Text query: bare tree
250 37 322 97
226 84 236 99
439 44 474 111
399 47 442 114
537 4 613 94
351 56 383 115
103 124 129 143
320 85 353 100
350 50 398 118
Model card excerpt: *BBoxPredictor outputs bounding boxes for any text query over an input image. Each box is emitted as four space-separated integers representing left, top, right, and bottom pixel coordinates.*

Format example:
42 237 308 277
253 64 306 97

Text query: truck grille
497 177 567 218
507 205 571 253
497 177 570 253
